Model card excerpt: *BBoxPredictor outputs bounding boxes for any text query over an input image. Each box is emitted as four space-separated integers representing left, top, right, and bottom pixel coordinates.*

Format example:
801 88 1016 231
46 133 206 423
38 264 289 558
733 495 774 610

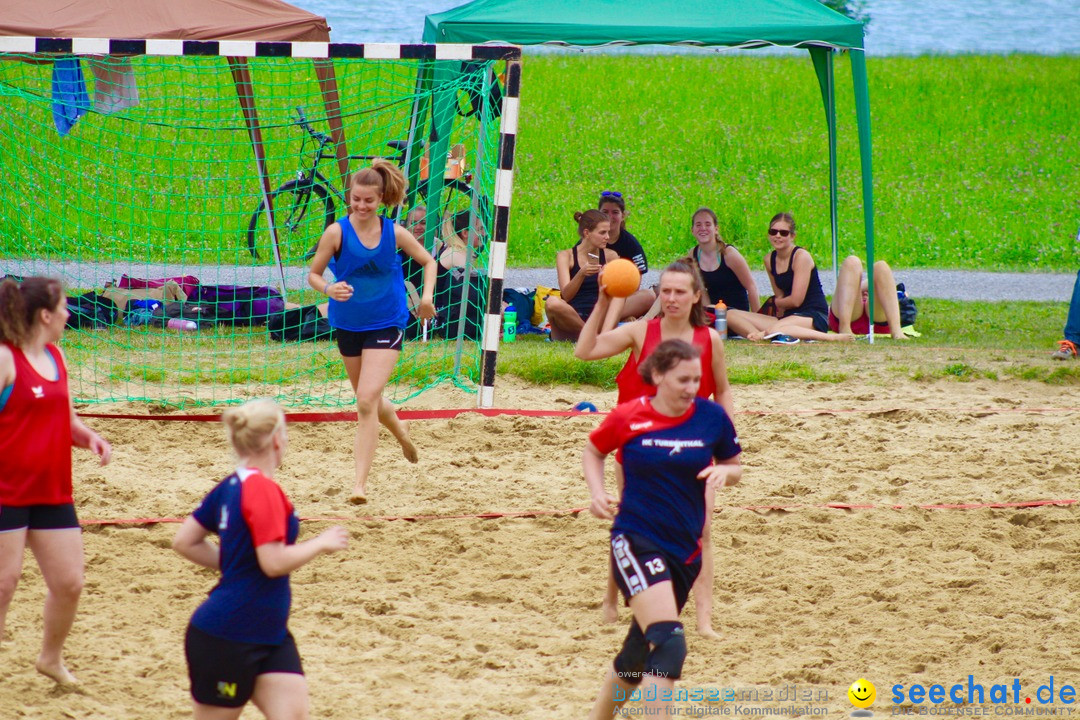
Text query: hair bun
573 211 584 223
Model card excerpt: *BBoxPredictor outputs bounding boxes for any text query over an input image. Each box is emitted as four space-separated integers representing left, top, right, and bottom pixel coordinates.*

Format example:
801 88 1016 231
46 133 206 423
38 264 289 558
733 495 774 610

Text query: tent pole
810 46 839 287
850 48 875 343
313 60 350 192
406 62 434 236
229 57 287 299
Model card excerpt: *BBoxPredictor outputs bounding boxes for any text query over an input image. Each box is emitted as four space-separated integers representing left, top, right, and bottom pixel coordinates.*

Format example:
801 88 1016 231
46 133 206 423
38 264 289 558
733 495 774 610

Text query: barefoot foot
36 657 78 685
601 599 619 624
697 624 720 639
398 421 419 464
348 487 368 505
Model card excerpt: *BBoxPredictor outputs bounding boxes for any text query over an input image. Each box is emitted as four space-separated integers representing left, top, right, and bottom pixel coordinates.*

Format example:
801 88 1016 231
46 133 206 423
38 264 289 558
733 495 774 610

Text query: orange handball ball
602 258 641 298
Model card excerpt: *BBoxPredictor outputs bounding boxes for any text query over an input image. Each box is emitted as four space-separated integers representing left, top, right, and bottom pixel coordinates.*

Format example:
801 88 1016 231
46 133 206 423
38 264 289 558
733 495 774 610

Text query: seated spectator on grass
1051 269 1080 360
545 210 624 342
405 205 428 243
433 210 485 341
829 255 907 340
726 212 851 344
597 190 655 318
688 206 760 312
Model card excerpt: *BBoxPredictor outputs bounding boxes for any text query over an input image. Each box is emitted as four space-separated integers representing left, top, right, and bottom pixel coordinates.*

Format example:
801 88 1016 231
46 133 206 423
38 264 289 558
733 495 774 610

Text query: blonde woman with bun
173 399 348 720
307 160 438 504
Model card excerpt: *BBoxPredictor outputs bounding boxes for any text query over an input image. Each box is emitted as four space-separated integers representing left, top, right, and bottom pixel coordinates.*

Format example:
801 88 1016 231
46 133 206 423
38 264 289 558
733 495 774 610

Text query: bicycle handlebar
294 107 332 146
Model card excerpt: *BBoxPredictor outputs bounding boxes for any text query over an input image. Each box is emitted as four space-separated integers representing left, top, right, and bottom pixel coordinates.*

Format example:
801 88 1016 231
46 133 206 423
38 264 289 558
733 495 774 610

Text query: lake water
289 0 1080 55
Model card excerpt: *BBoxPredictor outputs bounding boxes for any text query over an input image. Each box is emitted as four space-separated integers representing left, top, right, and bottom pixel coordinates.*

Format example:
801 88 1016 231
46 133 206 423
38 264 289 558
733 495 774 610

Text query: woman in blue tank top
726 213 854 344
306 160 437 504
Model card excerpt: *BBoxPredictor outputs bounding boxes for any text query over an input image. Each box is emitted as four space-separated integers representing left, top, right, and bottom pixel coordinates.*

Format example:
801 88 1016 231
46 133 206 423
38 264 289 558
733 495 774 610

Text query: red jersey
615 319 716 404
0 343 73 506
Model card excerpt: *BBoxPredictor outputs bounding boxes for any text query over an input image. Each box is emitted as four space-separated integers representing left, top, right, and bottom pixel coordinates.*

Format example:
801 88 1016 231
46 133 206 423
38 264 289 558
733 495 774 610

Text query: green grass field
1 54 1077 272
59 297 1079 409
512 53 1080 271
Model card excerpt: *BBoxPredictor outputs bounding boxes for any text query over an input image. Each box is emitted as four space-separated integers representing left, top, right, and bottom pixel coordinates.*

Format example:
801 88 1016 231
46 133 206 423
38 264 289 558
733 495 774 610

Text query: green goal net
0 45 509 408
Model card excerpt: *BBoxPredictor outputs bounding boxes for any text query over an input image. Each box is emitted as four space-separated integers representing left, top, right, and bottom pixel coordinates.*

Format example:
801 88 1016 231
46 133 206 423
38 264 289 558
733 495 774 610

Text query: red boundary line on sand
79 406 1080 422
79 498 1076 526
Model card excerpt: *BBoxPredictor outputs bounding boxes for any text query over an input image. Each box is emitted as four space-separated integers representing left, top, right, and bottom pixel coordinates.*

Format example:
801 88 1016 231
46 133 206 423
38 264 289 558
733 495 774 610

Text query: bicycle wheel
246 180 335 261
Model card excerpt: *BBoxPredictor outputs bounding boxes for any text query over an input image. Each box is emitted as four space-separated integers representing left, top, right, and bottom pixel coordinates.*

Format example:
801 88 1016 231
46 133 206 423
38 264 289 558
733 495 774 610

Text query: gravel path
4 259 1076 302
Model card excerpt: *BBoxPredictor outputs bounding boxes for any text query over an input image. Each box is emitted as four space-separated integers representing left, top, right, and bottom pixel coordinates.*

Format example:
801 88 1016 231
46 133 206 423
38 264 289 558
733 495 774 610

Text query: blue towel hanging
51 57 90 137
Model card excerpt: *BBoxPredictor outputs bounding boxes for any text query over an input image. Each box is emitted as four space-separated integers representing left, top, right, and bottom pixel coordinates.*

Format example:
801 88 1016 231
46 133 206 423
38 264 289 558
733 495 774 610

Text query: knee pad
645 621 687 680
613 621 648 686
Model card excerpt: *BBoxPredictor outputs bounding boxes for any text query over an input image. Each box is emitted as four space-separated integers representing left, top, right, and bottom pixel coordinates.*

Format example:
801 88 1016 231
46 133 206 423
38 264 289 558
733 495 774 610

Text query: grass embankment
62 297 1077 409
496 298 1080 390
1 55 1077 270
513 54 1079 271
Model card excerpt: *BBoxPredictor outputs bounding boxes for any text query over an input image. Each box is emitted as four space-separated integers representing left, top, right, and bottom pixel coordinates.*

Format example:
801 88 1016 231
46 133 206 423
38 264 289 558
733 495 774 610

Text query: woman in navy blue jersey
583 340 742 719
173 399 348 720
307 160 437 504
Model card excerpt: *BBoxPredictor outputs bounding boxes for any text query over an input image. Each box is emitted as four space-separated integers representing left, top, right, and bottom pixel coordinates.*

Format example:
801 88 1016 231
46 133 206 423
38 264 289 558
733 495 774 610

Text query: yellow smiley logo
848 678 876 709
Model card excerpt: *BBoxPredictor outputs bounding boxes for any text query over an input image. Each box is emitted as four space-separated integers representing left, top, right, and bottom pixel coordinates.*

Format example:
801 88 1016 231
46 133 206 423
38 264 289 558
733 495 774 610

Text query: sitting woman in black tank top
688 207 760 313
725 213 854 343
432 210 486 341
544 210 637 342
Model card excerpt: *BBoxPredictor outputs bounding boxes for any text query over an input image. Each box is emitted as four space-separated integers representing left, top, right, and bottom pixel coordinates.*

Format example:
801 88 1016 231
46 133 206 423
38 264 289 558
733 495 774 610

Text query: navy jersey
591 397 740 564
328 216 409 332
609 228 648 274
190 468 300 645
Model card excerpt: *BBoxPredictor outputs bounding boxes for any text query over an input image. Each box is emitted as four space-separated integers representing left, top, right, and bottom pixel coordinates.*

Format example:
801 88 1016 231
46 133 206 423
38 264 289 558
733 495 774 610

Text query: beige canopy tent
0 0 353 288
0 0 329 41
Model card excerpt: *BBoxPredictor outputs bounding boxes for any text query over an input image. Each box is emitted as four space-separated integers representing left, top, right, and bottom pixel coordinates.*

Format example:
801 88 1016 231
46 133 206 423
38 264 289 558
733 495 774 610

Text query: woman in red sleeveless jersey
0 277 111 684
574 260 733 638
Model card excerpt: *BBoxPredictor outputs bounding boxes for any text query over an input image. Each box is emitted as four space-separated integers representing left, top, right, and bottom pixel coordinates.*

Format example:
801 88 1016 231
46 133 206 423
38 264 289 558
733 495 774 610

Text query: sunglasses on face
600 190 623 198
768 227 791 237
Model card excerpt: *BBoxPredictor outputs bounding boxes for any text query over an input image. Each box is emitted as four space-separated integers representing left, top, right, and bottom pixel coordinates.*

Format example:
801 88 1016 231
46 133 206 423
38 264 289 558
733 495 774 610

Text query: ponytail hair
573 209 608 239
351 158 407 207
660 259 710 328
0 276 65 345
222 398 285 457
638 339 701 385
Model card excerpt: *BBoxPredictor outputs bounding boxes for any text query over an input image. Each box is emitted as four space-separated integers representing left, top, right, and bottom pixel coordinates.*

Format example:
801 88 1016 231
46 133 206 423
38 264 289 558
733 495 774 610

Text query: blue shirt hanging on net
52 57 90 137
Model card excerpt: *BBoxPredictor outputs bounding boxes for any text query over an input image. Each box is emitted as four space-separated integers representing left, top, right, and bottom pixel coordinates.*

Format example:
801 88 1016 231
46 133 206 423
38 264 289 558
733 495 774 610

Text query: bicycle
246 107 475 261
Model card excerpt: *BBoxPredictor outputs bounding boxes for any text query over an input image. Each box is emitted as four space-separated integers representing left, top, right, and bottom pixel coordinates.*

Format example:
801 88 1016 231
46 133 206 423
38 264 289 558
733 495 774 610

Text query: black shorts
185 624 303 708
0 503 79 532
335 326 403 357
610 532 701 613
789 308 829 333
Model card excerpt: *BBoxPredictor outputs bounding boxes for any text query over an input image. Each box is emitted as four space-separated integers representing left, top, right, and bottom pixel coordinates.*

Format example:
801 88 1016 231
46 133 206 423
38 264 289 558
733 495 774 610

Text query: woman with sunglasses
726 213 852 343
598 190 656 319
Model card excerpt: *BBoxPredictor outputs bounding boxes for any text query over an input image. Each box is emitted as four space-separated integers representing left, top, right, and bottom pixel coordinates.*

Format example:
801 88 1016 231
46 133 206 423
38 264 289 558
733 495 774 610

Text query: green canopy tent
423 0 878 335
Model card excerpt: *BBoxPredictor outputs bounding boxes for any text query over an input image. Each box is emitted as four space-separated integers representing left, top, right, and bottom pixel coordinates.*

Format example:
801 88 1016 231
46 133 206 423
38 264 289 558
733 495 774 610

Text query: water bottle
502 304 517 343
714 301 727 340
167 318 197 332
